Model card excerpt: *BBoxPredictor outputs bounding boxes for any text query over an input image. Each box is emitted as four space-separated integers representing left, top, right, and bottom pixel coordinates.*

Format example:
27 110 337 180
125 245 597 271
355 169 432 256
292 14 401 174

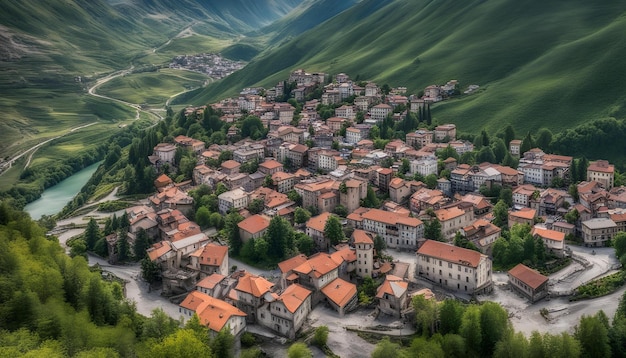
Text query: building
509 140 522 157
218 188 249 214
406 130 433 149
360 208 424 250
262 284 312 339
272 172 296 193
259 160 284 176
462 219 501 253
221 160 241 175
339 178 368 213
434 124 456 141
321 277 358 316
507 264 548 303
345 127 362 144
370 103 393 122
278 254 308 289
153 143 176 164
195 273 227 298
238 214 271 242
376 275 409 318
587 160 615 189
179 291 247 337
531 227 565 254
411 156 438 177
293 253 340 292
233 272 275 323
508 208 536 228
435 206 474 239
188 242 229 278
416 240 493 295
353 230 374 278
581 218 617 247
305 212 333 251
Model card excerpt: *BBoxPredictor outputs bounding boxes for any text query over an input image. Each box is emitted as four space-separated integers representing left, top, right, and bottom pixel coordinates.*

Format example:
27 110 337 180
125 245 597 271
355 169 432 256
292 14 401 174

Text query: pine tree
426 103 432 126
133 228 151 260
117 233 131 262
84 218 100 250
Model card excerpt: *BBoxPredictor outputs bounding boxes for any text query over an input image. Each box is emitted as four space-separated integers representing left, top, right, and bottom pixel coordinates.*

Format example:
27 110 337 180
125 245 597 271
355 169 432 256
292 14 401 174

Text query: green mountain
192 0 626 136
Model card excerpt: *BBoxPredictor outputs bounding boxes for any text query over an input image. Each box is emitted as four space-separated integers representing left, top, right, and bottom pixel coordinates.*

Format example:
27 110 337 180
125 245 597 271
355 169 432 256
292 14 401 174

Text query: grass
97 69 209 106
570 271 626 301
193 0 626 137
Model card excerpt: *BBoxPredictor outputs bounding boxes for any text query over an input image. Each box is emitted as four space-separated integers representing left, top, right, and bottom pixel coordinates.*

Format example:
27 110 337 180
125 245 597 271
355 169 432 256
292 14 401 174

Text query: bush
571 271 626 300
313 325 329 347
240 332 257 348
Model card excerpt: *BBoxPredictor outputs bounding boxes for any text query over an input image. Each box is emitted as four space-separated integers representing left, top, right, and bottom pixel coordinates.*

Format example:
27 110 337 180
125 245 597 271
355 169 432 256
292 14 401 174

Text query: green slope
192 0 626 135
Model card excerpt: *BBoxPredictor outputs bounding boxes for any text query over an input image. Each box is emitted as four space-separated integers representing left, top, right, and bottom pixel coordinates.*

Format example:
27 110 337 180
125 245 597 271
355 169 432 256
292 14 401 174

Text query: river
24 161 102 220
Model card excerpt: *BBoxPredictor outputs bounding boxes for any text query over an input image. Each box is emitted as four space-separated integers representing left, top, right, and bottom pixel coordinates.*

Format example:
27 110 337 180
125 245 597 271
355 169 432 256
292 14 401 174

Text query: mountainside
192 0 626 136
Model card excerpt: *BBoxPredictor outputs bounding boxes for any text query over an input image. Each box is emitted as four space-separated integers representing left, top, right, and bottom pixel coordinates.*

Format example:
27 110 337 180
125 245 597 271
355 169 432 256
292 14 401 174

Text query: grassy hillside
192 0 626 136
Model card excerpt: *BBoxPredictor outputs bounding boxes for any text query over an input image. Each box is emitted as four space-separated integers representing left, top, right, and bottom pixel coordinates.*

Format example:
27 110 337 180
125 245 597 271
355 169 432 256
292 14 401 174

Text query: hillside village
108 69 625 341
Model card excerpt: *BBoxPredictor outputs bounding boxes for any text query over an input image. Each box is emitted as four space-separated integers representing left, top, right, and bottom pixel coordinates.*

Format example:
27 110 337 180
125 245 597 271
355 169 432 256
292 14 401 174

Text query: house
339 178 368 213
509 140 522 157
345 127 362 144
513 184 537 207
434 124 456 141
370 103 393 122
272 172 296 193
153 143 176 164
416 240 493 295
360 208 424 249
376 275 409 318
221 160 241 175
149 186 194 213
174 135 205 153
154 174 173 191
179 291 246 337
462 219 501 253
587 160 615 189
237 214 270 243
581 218 617 247
406 130 433 149
508 208 536 228
353 229 374 278
261 284 313 339
196 273 227 298
531 227 565 254
278 254 308 289
335 105 355 120
389 178 412 205
259 160 284 176
507 264 548 303
321 277 358 316
305 212 333 251
327 117 346 134
435 206 474 239
293 253 340 292
233 272 275 323
189 242 229 278
411 156 438 177
218 188 249 214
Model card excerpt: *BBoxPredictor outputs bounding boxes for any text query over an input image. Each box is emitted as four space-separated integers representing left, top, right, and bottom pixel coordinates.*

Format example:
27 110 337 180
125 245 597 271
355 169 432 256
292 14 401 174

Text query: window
466 277 469 282
448 263 453 268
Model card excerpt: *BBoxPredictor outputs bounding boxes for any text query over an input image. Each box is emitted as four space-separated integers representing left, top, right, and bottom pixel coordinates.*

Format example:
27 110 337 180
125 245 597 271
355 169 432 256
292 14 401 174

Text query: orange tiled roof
353 229 374 245
509 208 536 220
237 214 270 235
192 243 228 266
531 227 565 242
417 240 484 268
508 263 548 290
293 253 340 278
180 291 246 332
321 278 357 308
306 212 332 233
435 207 465 222
278 254 308 274
376 275 408 299
196 273 226 290
277 284 312 313
235 272 274 298
260 160 283 170
147 241 172 261
361 208 422 227
221 160 241 169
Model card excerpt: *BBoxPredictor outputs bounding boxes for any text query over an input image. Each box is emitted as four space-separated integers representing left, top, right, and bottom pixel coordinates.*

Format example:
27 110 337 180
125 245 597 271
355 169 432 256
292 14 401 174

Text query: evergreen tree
426 103 432 126
265 216 293 260
424 218 443 241
84 218 100 250
324 215 345 246
520 132 534 154
569 159 578 184
117 233 131 262
133 228 151 260
503 125 516 148
577 157 589 183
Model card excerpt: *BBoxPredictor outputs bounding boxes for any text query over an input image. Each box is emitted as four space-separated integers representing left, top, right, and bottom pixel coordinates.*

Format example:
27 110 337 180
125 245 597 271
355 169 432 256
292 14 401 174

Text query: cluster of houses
137 69 626 339
169 53 245 79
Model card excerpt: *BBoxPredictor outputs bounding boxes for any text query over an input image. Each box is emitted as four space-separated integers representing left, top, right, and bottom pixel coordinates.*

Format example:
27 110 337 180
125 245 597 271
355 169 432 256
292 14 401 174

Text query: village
169 53 246 79
103 69 624 346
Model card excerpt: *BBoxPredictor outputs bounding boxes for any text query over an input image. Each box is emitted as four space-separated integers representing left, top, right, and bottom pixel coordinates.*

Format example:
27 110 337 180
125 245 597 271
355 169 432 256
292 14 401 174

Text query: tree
460 305 482 356
575 312 611 358
287 342 312 358
425 174 438 189
413 294 438 336
361 186 381 208
313 325 329 347
492 200 509 228
117 234 131 262
294 207 312 225
535 128 553 151
210 327 235 358
324 215 345 246
492 138 508 164
265 216 293 260
295 233 315 256
287 190 302 206
477 146 496 164
499 188 513 207
149 329 213 358
503 125 516 149
371 336 400 358
196 206 212 229
133 228 151 260
84 218 100 251
224 212 244 255
501 152 518 168
493 332 528 358
333 205 348 217
520 132 534 154
141 257 161 284
439 299 465 335
613 232 626 265
479 301 511 356
247 198 265 215
424 219 443 241
374 235 386 255
69 239 87 259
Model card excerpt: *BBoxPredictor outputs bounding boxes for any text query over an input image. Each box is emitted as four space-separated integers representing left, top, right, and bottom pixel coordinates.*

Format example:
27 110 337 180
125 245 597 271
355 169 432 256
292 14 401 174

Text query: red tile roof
509 208 537 220
531 227 565 242
196 273 226 290
278 254 308 274
321 278 357 308
293 253 340 278
306 212 332 233
237 214 271 235
376 275 408 299
508 263 548 290
277 284 312 313
417 240 484 268
235 272 274 298
180 291 246 332
353 229 374 245
192 243 228 267
260 160 283 170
